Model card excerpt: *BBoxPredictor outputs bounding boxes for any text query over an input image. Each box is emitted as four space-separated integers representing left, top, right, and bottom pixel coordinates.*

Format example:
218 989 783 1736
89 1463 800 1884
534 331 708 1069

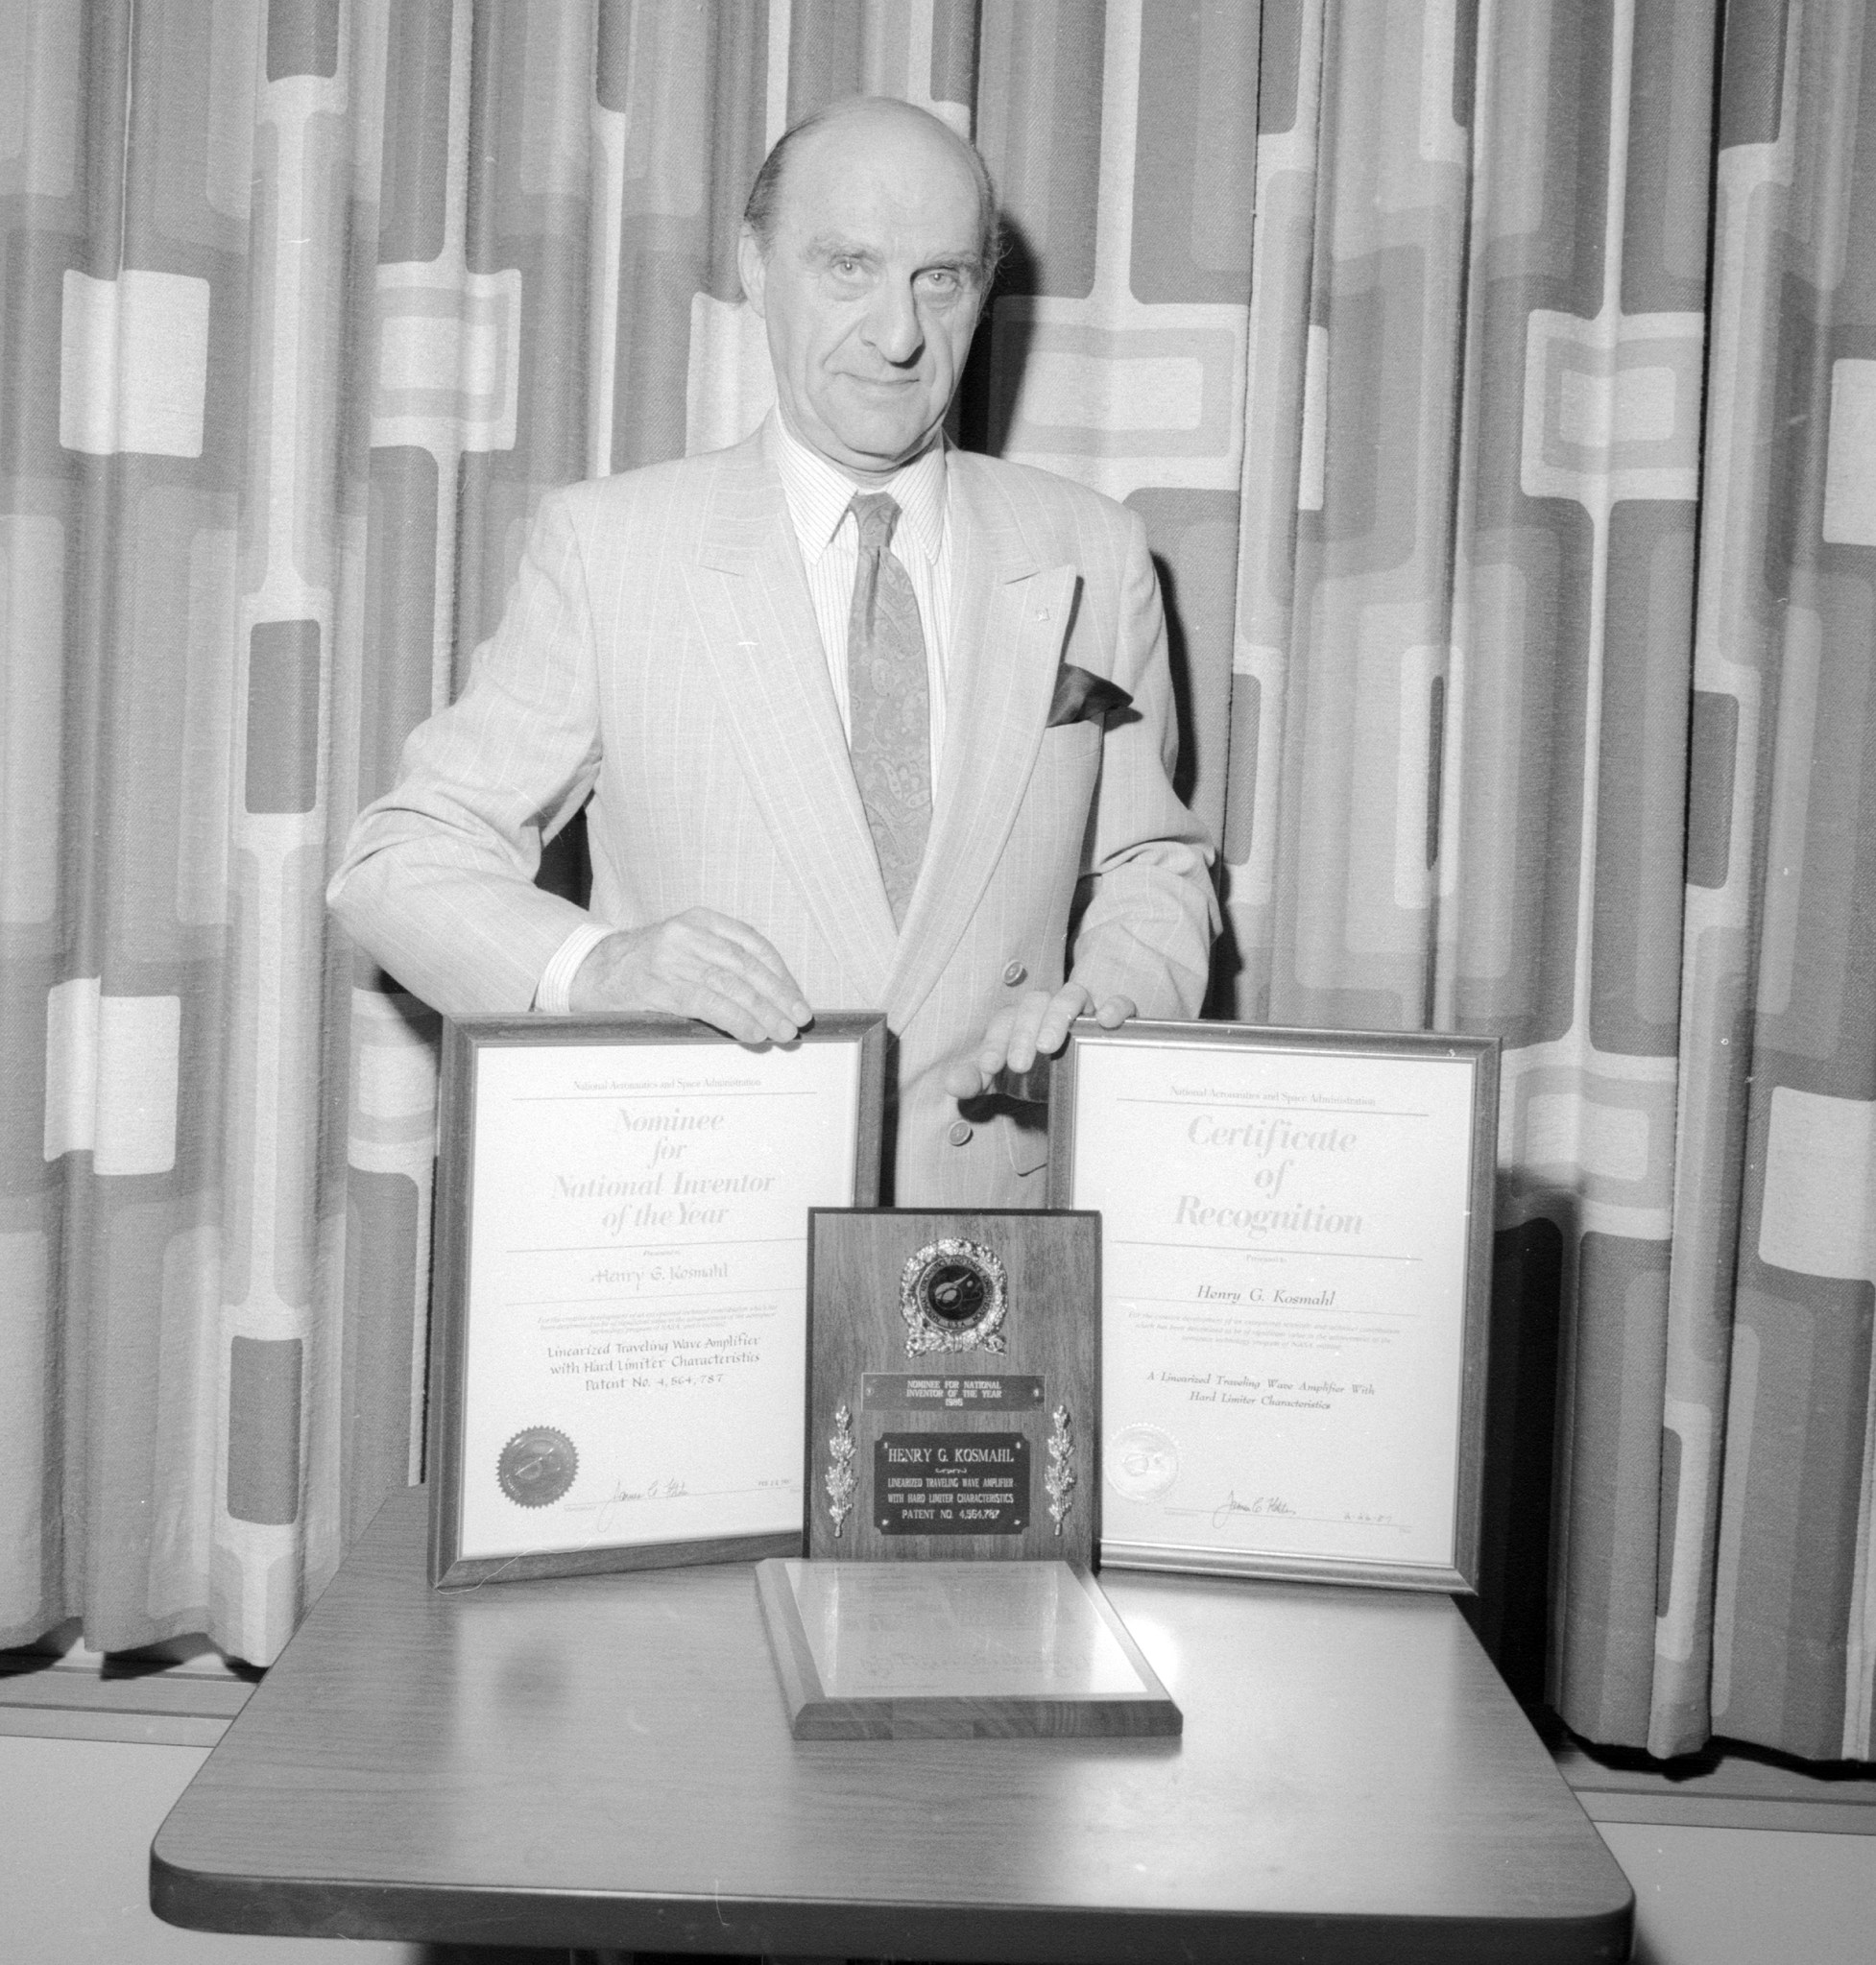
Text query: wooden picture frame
427 1012 886 1588
1048 1021 1498 1594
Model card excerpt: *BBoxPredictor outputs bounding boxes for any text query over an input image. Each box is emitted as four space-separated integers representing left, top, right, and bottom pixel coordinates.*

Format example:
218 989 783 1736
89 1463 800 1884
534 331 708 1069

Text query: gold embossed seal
496 1426 578 1508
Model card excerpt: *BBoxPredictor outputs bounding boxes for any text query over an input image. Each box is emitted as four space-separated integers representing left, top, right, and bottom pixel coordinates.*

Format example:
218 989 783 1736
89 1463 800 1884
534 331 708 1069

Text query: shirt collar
770 411 949 565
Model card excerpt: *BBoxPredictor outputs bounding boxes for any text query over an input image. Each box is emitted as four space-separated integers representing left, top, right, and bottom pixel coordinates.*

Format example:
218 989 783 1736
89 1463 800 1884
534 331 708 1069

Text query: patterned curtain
1222 0 1876 1762
1 0 1871 1761
1687 0 1876 1763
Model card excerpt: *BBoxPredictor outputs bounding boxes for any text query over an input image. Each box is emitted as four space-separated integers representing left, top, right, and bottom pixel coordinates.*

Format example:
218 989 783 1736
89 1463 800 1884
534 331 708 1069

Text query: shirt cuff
533 922 616 1014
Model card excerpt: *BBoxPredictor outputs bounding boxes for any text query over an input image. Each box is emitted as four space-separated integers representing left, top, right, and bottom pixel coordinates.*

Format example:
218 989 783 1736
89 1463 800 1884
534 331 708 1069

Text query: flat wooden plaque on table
756 1557 1181 1739
806 1210 1099 1565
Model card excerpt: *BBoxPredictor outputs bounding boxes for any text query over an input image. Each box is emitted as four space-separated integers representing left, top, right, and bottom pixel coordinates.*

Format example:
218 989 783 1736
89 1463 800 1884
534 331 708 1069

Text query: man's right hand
567 909 813 1044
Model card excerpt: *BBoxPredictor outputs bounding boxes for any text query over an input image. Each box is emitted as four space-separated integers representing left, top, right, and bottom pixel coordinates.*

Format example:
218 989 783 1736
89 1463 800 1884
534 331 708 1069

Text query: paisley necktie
845 491 930 927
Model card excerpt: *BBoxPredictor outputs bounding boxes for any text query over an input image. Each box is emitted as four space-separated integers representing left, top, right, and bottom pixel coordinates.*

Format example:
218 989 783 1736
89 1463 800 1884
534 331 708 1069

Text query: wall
0 1735 420 1965
1599 1821 1876 1965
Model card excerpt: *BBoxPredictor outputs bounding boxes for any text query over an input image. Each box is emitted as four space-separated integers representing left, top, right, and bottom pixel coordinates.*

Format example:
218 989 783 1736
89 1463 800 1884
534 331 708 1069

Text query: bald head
736 95 998 480
744 96 1003 284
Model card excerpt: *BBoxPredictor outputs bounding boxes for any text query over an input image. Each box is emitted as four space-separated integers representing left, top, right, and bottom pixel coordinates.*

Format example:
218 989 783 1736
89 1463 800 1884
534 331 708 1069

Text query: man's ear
737 228 768 318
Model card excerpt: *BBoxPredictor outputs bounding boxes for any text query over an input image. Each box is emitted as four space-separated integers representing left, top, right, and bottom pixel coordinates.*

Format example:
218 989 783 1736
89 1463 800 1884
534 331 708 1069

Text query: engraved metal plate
874 1432 1029 1535
862 1373 1045 1412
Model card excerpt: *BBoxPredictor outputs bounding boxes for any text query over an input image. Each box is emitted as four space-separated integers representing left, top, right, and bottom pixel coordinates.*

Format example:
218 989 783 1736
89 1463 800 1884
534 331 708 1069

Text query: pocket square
1047 663 1133 727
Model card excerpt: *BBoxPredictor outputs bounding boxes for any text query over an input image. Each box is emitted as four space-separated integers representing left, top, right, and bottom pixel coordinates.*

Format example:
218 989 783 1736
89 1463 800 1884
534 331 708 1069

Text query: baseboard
0 1641 253 1747
1556 1736 1876 1835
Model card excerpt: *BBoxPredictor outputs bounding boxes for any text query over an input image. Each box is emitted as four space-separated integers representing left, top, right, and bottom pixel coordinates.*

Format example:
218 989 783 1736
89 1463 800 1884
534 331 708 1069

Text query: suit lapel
887 456 1074 1027
685 436 899 1003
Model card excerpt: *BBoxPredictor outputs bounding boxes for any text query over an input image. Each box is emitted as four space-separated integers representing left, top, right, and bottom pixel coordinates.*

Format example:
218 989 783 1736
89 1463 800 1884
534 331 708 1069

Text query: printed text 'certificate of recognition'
1057 1028 1491 1588
452 1035 862 1568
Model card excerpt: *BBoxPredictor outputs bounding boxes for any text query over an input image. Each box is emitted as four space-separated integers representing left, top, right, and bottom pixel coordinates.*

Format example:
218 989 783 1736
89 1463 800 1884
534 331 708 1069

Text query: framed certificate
1048 1021 1497 1593
427 1012 886 1587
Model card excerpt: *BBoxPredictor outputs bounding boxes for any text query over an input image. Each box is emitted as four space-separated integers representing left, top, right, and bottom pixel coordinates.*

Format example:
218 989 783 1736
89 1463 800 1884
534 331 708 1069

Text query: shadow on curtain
1 0 1871 1764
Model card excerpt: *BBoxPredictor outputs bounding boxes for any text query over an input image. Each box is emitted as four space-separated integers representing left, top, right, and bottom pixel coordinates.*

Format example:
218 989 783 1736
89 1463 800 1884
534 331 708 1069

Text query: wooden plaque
756 1557 1181 1739
806 1210 1098 1565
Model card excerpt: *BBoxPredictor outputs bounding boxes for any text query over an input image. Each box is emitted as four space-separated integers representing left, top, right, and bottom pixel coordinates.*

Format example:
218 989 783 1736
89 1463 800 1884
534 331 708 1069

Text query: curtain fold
1688 0 1876 1762
2 0 1872 1761
1451 0 1716 1757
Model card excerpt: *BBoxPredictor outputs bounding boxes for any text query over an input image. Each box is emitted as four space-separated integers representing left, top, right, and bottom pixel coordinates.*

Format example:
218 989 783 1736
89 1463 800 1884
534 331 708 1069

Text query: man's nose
863 278 925 365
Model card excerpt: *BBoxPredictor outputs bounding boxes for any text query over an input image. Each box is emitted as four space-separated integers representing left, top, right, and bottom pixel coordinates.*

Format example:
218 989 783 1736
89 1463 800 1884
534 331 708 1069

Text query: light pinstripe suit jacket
328 423 1217 1205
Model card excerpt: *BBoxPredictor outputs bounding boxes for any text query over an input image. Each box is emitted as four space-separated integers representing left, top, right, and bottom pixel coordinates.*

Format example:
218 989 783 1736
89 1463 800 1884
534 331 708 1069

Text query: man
329 96 1216 1205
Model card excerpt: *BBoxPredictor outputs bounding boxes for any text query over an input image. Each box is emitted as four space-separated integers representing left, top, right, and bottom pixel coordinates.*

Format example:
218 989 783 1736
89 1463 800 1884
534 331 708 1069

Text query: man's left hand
943 984 1137 1100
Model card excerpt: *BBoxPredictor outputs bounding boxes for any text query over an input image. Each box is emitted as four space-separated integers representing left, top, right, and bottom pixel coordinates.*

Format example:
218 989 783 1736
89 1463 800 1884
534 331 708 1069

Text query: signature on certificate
1213 1489 1295 1528
590 1475 690 1535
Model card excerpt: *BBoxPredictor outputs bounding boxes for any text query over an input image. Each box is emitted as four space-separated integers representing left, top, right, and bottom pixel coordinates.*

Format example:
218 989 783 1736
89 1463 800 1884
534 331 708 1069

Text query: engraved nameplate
875 1433 1029 1535
862 1374 1045 1412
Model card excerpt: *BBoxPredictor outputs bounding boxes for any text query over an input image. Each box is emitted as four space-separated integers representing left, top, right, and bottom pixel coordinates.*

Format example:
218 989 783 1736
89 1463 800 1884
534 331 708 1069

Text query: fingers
943 1004 1017 1100
1003 983 1094 1073
692 911 814 1025
944 985 1089 1101
942 988 1142 1100
567 909 812 1044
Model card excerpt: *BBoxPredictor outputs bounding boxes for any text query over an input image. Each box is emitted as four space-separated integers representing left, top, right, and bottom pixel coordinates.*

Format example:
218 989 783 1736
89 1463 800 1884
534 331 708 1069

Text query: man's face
739 108 988 481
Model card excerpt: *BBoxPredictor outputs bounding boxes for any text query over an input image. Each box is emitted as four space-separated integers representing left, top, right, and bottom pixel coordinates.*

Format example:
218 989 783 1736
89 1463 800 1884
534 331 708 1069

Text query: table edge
151 1842 1635 1963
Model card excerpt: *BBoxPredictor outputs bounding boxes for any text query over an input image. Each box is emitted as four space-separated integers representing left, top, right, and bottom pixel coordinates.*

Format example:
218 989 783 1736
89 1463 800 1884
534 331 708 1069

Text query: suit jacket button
1001 961 1028 986
948 1121 974 1147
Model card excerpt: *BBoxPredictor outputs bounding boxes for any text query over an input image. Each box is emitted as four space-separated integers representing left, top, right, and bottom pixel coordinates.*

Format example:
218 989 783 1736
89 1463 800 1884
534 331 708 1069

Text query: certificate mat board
428 1013 885 1587
1048 1022 1497 1592
756 1558 1181 1738
806 1210 1098 1565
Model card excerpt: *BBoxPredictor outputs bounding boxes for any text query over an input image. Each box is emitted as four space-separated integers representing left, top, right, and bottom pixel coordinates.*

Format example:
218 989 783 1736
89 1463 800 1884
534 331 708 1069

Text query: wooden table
152 1489 1632 1962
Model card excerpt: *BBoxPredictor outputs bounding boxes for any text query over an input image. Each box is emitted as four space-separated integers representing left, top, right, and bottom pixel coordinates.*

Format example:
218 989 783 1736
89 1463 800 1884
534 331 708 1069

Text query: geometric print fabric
1 0 1873 1773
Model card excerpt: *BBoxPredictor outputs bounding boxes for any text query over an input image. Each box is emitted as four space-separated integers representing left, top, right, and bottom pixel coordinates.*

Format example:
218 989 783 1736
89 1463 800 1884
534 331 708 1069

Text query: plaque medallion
496 1426 578 1509
899 1237 1008 1356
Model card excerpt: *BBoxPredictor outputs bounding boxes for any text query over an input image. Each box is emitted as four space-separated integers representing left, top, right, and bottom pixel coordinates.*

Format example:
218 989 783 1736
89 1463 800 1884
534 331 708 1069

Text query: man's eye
830 256 863 276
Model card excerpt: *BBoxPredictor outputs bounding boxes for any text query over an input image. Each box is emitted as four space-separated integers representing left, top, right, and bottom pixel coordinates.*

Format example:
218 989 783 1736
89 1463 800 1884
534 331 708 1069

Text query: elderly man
329 96 1216 1205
